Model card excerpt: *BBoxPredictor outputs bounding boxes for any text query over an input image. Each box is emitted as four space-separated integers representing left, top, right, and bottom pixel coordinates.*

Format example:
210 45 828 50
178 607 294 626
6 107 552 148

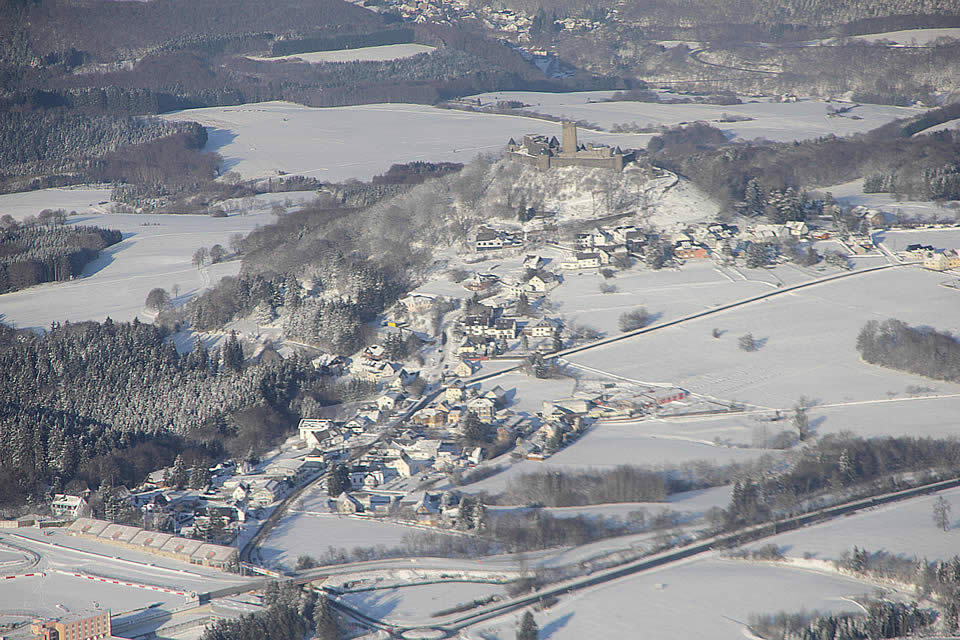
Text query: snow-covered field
468 91 924 143
161 101 648 182
489 485 732 522
825 178 960 221
548 261 790 337
879 228 960 252
468 556 870 639
842 27 960 46
749 485 960 562
0 210 275 331
159 96 922 184
462 425 772 496
258 504 426 569
342 582 503 625
0 185 114 221
564 266 960 410
248 43 435 64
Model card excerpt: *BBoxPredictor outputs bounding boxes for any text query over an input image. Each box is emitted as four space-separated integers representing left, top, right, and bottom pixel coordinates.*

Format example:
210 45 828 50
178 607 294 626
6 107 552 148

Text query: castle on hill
505 121 634 171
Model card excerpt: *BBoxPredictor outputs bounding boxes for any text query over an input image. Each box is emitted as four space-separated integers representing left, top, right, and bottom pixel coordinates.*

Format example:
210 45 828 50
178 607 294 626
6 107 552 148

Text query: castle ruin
505 122 634 171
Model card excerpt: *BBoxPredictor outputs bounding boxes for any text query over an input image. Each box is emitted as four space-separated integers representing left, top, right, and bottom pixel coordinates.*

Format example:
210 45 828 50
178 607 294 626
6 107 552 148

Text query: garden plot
0 185 114 221
565 266 960 411
468 91 923 143
0 211 272 331
747 485 960 562
161 101 647 182
248 43 436 64
342 582 504 626
467 556 870 640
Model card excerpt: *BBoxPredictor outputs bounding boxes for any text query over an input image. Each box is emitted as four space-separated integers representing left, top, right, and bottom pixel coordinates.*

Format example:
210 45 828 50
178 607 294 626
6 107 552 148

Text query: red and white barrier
2 571 44 579
57 570 191 596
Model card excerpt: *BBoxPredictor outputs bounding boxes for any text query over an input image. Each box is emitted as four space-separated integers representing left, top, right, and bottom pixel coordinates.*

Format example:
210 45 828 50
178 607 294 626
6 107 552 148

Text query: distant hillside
501 0 960 35
0 0 387 64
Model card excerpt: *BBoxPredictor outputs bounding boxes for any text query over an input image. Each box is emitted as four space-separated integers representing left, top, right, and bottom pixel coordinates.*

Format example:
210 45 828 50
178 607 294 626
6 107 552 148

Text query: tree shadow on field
80 232 135 277
203 128 240 170
541 612 574 638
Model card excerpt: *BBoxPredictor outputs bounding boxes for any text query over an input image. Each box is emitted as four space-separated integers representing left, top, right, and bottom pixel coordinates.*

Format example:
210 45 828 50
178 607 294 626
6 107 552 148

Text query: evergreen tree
644 242 665 270
516 292 531 316
517 611 539 640
171 454 188 489
313 594 339 640
222 330 244 372
743 178 765 216
190 465 212 490
327 464 350 497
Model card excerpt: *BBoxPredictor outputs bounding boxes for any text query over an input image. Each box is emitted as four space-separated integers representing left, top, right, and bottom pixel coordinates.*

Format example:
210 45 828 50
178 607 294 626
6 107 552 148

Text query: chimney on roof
562 121 578 154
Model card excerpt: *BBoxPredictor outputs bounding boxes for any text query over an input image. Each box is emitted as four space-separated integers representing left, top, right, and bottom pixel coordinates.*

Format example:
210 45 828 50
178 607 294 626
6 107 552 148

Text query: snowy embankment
746 484 960 562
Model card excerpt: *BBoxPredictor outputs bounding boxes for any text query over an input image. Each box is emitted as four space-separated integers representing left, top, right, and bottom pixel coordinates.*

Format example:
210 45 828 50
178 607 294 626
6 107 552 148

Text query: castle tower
562 121 578 155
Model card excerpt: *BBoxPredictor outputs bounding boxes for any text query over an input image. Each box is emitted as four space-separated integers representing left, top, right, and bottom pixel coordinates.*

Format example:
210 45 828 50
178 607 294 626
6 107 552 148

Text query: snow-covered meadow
0 208 277 331
467 91 924 143
258 502 425 569
468 557 870 640
826 178 960 221
160 94 924 185
564 266 960 410
0 185 114 221
248 43 436 64
161 101 648 182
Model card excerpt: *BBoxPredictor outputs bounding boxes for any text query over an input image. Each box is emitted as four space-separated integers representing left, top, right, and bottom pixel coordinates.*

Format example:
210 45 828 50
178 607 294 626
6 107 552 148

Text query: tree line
749 601 935 640
857 319 960 382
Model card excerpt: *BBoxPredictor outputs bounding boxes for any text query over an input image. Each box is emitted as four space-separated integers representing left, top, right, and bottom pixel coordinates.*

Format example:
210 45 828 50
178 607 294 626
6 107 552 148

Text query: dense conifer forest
0 319 326 506
0 221 121 292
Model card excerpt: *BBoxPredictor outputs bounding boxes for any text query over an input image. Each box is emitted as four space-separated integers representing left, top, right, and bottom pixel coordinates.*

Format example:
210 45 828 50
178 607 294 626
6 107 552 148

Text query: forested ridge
0 222 121 293
0 319 323 506
0 112 215 194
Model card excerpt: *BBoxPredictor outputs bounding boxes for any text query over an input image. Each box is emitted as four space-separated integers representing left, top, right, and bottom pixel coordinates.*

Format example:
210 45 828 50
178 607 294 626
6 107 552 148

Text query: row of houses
458 306 560 342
